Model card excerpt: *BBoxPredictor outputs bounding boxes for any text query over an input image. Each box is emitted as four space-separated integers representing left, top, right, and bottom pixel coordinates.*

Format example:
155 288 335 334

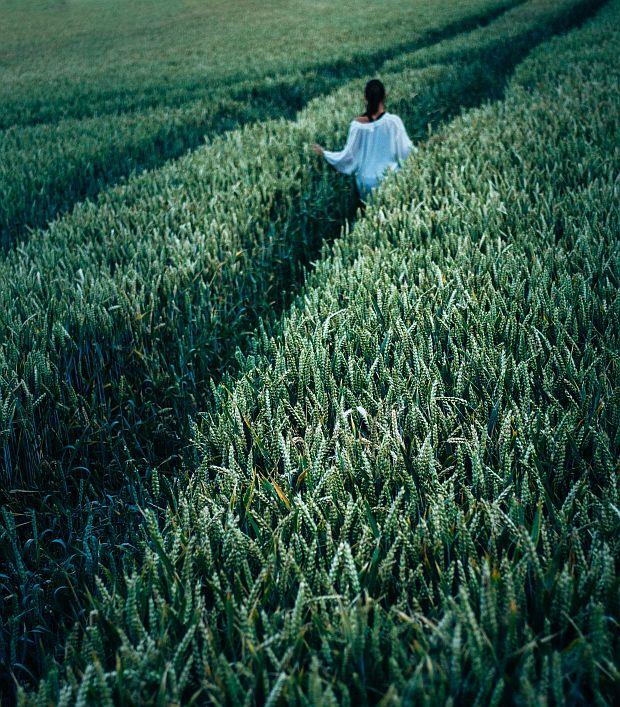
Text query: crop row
0 0 520 243
2 0 515 127
0 0 600 494
0 0 606 694
19 1 620 702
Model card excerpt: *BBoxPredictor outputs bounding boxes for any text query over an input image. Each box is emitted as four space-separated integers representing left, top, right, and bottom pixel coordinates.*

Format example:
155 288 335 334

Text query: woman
313 79 413 202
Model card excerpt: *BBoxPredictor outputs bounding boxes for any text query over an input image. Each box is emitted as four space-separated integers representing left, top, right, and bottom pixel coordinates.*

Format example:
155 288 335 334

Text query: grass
1 0 517 125
18 0 620 702
0 0 520 243
0 0 617 702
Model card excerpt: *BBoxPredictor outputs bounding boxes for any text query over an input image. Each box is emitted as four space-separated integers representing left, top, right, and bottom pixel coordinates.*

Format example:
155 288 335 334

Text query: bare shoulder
354 115 370 124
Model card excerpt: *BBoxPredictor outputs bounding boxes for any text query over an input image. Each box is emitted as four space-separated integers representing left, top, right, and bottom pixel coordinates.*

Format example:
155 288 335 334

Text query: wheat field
0 0 618 704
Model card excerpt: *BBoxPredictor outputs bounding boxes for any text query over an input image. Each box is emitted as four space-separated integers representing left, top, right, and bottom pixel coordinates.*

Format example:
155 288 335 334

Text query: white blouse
323 113 413 200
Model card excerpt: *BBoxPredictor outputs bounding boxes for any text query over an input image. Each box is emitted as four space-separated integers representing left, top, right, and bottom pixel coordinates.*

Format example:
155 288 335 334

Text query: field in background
0 0 617 704
1 0 515 123
0 0 519 242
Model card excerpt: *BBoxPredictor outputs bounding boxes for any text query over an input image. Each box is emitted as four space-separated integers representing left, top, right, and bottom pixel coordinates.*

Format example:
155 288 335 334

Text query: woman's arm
394 116 413 162
314 123 361 175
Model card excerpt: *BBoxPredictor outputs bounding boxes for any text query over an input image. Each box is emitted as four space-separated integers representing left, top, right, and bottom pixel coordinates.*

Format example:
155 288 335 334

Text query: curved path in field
0 1 524 246
0 0 610 699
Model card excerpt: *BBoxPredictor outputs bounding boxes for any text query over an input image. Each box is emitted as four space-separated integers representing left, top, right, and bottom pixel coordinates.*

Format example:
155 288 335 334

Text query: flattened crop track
0 0 612 699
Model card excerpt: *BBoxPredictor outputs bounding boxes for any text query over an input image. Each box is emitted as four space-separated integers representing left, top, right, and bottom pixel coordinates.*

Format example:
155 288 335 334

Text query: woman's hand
312 143 324 156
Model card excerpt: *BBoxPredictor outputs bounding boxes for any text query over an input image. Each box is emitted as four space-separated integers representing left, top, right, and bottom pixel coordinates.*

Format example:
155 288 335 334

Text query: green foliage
1 0 515 127
1 0 600 494
1 9 604 692
15 0 619 703
0 0 519 242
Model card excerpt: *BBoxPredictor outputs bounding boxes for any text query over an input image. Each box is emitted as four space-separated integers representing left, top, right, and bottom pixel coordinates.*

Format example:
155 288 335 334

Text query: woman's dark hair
364 79 386 118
